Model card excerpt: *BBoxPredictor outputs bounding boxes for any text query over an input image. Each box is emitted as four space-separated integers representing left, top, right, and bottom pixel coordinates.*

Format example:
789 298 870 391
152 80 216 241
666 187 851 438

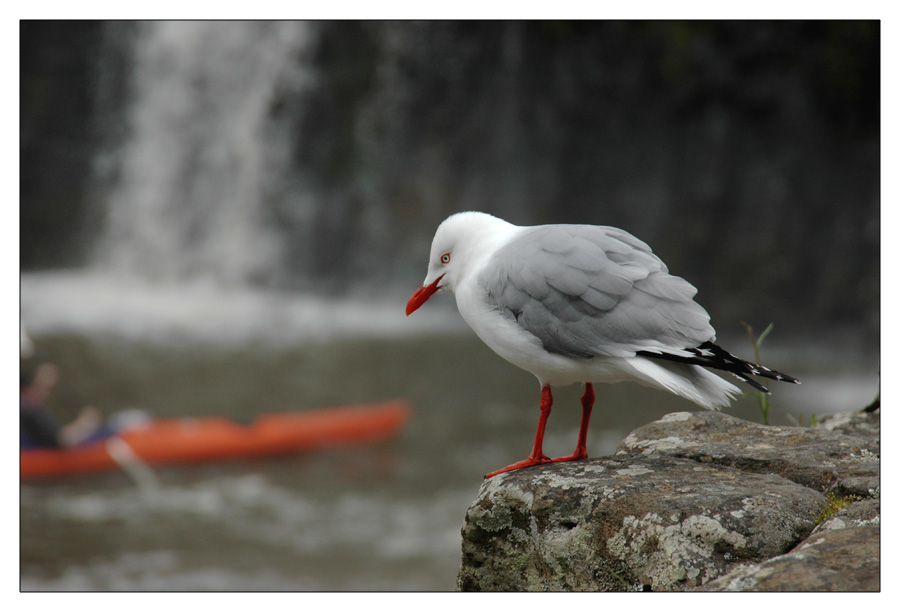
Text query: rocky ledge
458 408 879 592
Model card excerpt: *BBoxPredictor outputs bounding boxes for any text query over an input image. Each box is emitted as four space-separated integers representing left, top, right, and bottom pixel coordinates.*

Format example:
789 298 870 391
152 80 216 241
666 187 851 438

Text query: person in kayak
20 362 113 449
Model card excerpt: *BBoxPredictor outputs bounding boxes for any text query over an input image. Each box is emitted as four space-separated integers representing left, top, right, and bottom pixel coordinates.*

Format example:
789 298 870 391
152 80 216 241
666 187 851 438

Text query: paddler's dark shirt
20 393 62 449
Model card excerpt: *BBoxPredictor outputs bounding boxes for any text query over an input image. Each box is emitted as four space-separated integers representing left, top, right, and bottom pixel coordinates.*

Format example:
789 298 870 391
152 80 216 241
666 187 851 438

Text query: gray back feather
479 225 715 358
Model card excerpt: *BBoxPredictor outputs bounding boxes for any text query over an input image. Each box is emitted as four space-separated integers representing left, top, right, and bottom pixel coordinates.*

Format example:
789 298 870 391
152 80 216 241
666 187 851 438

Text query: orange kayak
21 400 411 478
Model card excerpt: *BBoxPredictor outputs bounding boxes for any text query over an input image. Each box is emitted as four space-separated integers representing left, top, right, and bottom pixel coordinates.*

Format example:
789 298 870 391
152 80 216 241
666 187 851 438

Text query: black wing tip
640 341 800 389
701 342 800 386
733 372 770 394
749 365 801 385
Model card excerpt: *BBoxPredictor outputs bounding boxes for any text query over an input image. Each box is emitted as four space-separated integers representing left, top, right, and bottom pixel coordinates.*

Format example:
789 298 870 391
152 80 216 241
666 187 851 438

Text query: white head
406 212 518 315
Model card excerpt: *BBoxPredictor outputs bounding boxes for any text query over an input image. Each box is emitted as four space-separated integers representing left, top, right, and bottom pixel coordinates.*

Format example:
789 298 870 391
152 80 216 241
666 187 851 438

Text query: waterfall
97 22 316 288
22 22 462 344
22 22 472 344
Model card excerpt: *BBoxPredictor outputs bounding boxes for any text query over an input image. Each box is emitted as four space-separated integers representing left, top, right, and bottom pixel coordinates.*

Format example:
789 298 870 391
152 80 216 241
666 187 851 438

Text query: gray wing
479 224 715 358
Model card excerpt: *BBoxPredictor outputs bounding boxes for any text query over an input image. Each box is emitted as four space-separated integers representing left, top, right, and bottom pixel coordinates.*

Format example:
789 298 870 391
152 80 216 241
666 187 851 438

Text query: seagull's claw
484 451 587 479
484 455 551 479
548 448 588 464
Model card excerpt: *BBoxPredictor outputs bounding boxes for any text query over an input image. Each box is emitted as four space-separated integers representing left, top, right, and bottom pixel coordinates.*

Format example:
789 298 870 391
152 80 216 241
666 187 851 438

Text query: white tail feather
624 356 741 410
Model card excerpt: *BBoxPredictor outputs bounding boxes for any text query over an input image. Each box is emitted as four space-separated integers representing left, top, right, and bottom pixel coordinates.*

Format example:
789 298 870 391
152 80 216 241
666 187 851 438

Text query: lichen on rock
458 409 880 592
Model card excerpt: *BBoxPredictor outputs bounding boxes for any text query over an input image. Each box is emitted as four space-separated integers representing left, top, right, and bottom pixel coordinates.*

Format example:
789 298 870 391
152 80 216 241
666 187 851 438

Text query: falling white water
98 21 316 287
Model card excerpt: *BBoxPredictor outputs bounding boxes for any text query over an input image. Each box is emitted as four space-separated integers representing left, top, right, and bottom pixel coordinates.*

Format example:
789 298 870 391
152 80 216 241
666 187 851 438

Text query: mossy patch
815 492 862 525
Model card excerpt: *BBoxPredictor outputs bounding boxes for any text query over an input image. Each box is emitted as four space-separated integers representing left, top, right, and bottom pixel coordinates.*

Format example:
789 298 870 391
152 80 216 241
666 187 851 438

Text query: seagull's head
406 212 518 316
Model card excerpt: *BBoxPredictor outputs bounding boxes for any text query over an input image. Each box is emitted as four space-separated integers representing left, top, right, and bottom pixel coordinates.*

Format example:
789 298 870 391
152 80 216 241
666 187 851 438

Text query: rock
696 526 879 591
615 411 879 497
458 456 825 591
697 495 881 591
812 497 880 534
458 409 880 592
818 408 880 447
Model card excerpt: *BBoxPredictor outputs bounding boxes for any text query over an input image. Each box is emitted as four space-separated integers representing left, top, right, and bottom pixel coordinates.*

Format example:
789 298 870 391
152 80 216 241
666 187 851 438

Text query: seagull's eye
440 253 451 264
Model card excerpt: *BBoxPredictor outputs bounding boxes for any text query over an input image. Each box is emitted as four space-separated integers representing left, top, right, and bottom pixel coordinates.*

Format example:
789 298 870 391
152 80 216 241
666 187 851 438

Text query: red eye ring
440 253 451 264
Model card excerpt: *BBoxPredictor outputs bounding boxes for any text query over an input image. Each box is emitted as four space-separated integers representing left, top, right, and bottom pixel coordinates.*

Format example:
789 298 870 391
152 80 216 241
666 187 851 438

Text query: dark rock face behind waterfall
20 21 879 342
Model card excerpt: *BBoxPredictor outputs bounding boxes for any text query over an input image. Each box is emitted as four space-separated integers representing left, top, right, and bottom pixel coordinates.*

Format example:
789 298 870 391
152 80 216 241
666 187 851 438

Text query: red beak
406 274 445 316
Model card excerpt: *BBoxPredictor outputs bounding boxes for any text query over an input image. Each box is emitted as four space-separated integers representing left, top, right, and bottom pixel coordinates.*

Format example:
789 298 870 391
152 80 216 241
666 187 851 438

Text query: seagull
406 211 799 479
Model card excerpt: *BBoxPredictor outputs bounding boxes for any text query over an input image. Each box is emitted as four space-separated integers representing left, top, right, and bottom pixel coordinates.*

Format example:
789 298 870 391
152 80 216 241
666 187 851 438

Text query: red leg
549 382 594 463
484 385 555 478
